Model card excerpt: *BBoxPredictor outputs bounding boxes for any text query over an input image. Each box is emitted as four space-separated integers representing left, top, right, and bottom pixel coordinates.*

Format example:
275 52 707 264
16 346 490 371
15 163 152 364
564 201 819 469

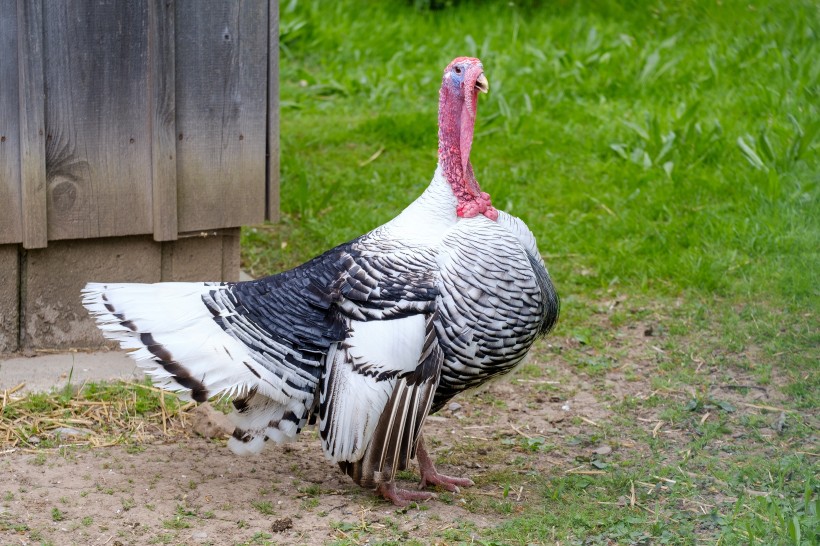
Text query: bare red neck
437 69 497 221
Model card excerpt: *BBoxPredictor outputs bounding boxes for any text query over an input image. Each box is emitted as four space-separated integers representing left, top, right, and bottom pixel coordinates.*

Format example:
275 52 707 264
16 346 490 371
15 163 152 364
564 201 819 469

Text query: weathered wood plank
17 0 47 249
149 0 178 241
266 0 280 222
42 1 153 241
0 0 22 245
176 0 268 232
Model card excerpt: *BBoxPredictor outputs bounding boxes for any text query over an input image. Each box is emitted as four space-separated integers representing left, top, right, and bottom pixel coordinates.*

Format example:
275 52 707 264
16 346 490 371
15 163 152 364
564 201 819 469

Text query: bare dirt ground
4 396 519 546
0 309 807 546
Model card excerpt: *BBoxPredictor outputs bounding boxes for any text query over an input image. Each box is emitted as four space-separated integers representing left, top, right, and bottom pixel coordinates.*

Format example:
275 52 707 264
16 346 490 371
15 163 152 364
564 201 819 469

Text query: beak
475 73 489 94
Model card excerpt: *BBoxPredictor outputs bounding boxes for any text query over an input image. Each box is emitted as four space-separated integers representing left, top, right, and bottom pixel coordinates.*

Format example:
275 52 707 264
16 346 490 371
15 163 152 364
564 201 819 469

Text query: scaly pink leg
376 481 436 507
416 435 475 492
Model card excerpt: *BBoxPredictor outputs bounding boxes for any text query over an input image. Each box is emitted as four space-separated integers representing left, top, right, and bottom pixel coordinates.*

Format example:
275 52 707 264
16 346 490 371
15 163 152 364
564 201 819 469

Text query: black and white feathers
82 58 559 496
82 169 558 486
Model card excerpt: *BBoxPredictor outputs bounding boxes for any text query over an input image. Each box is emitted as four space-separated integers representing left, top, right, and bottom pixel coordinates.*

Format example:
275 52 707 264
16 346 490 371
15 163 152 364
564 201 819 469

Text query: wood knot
51 179 77 212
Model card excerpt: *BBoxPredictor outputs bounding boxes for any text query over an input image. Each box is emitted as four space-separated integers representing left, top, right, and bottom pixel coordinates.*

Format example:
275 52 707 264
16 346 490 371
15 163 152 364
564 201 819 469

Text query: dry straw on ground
1 380 196 452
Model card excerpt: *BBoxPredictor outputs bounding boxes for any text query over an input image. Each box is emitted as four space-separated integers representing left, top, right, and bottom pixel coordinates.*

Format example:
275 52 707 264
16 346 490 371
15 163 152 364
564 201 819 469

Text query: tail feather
82 282 318 445
227 388 316 455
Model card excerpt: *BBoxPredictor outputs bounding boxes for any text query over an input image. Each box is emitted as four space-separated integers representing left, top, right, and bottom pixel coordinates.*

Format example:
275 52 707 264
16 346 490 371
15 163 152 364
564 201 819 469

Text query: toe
419 472 474 491
377 482 436 506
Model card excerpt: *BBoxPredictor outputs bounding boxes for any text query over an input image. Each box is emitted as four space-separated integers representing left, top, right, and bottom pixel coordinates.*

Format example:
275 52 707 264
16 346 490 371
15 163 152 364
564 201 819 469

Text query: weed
249 532 273 544
252 500 275 515
50 508 65 522
162 516 190 530
301 483 322 497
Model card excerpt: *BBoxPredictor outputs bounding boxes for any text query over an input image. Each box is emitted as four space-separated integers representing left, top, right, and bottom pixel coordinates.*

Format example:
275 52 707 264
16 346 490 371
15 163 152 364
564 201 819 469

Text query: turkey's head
438 57 497 221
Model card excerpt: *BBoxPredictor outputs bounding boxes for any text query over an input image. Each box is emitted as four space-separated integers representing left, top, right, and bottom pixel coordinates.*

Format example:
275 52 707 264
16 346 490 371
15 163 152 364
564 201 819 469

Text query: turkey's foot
416 434 475 493
376 481 436 507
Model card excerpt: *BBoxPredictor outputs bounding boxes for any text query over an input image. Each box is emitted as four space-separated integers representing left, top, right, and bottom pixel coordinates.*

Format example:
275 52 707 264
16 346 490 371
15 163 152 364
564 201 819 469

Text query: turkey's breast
431 215 556 411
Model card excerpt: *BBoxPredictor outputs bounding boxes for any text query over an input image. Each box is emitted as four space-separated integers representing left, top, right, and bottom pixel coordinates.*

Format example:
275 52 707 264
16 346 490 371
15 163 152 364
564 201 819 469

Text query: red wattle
438 58 497 222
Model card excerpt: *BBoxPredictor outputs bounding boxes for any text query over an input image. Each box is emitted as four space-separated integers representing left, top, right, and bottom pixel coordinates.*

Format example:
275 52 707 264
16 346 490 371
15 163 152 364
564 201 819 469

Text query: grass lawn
243 0 819 543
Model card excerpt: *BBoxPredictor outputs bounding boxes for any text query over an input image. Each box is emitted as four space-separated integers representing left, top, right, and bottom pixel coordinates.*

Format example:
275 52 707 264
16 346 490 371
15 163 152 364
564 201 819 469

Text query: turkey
82 57 559 506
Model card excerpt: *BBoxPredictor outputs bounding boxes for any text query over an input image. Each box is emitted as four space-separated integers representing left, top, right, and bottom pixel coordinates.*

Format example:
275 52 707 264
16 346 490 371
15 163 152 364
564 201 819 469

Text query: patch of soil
1 431 501 545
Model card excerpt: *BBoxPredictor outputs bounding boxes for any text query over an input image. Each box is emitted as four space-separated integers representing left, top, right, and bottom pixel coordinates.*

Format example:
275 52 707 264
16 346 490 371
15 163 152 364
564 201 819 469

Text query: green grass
50 508 65 522
249 0 819 412
239 0 819 544
251 499 275 515
250 0 819 303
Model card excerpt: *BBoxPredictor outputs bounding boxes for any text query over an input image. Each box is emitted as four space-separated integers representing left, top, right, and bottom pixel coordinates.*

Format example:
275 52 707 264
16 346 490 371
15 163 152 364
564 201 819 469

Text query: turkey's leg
376 481 435 507
416 434 475 492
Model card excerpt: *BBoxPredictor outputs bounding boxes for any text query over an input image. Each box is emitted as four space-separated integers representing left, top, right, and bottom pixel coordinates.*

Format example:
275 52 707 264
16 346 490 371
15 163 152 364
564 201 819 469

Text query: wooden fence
0 0 279 352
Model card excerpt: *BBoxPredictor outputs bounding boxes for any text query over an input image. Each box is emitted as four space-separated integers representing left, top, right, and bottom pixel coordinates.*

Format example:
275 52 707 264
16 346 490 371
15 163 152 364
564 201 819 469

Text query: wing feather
319 315 427 463
336 313 444 487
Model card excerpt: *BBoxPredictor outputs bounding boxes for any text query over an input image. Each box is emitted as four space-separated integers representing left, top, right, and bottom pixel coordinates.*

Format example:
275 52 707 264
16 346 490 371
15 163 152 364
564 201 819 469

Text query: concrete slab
161 235 224 282
0 244 19 353
0 351 144 395
23 237 161 350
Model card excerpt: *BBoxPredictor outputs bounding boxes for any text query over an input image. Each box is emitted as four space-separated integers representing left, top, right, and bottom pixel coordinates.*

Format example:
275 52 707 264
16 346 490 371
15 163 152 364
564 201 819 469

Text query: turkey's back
432 213 559 411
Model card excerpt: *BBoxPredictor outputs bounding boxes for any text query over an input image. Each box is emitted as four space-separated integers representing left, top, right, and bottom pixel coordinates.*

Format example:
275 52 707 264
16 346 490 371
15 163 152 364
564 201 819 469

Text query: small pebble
190 403 233 439
592 445 612 456
448 402 462 412
53 427 91 438
773 412 787 434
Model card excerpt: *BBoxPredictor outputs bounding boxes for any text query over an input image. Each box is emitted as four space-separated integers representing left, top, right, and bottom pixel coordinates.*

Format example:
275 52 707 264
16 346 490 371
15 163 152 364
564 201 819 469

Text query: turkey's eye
454 66 462 75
